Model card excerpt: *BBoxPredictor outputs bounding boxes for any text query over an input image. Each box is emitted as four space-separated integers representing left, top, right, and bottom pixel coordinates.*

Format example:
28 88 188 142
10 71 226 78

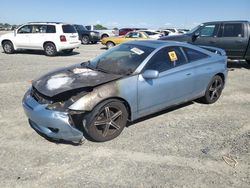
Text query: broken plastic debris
222 155 238 167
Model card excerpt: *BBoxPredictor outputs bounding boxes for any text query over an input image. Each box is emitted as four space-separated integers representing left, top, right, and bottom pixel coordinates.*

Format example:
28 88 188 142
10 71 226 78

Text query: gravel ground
0 41 249 188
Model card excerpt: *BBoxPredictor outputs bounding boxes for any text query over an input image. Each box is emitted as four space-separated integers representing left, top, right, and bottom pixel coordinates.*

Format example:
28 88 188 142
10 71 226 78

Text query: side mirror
142 70 159 79
194 32 200 37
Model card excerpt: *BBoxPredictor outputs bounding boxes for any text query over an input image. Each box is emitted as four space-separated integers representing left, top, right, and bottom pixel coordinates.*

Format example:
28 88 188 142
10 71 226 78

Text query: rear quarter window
183 48 209 62
223 23 244 37
46 25 56 33
62 25 77 33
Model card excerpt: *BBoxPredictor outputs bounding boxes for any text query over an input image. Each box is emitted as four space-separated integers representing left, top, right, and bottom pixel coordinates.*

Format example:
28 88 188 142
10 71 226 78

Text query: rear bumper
57 40 81 51
22 89 84 143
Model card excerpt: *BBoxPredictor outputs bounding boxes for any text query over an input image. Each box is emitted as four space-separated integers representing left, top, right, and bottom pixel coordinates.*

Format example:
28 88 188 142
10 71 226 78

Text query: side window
32 25 41 33
145 47 187 72
223 23 244 37
46 25 56 33
17 25 32 33
183 47 209 62
199 24 219 37
127 32 134 38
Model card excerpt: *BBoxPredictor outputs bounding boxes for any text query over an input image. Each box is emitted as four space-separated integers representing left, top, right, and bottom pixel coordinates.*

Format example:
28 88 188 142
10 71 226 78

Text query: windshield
86 44 154 75
186 25 201 34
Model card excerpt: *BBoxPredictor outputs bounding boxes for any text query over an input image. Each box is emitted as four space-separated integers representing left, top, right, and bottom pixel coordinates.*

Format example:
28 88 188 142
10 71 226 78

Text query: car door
137 46 195 116
182 47 213 96
28 25 47 49
191 23 220 46
214 23 248 58
15 25 32 48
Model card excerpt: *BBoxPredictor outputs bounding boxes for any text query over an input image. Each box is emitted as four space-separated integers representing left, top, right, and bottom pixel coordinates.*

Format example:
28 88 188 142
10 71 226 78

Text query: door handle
186 73 191 76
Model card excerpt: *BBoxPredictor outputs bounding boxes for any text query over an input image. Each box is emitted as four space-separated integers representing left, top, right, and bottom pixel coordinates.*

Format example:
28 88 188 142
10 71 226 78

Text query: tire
83 99 128 142
106 41 115 49
200 75 224 104
91 41 98 44
2 41 14 54
44 43 57 56
62 49 73 54
101 34 109 39
81 35 90 44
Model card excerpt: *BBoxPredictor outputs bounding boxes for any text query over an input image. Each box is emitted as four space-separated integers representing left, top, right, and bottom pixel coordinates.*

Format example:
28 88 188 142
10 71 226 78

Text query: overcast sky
0 0 249 29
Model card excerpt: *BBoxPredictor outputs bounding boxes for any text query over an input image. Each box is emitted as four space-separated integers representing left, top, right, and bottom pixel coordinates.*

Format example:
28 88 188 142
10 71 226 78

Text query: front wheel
83 100 128 142
106 41 115 49
44 43 57 56
200 75 224 104
2 41 15 54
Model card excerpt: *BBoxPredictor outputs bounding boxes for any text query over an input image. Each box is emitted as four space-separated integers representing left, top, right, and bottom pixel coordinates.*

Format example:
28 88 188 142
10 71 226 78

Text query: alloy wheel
208 78 223 101
94 106 123 137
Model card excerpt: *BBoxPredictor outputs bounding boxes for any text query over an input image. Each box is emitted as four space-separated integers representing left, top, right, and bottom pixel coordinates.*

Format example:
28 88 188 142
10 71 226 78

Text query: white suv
0 22 81 56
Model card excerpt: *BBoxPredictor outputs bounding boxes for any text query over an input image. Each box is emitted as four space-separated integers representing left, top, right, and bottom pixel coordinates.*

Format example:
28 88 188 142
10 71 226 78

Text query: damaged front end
22 87 90 144
22 64 124 143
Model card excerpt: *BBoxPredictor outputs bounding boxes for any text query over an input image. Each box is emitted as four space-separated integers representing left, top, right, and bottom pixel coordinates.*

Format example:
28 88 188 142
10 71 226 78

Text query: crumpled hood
32 64 123 97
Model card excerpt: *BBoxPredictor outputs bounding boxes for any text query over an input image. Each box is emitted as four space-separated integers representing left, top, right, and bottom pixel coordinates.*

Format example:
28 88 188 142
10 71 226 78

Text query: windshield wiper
95 67 110 74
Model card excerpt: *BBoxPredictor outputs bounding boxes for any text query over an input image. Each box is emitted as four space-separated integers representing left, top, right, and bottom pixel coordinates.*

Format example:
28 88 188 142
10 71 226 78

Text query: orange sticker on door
168 51 178 61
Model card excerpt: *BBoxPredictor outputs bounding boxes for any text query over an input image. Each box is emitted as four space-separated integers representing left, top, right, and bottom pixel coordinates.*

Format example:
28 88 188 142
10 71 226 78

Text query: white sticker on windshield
130 47 144 55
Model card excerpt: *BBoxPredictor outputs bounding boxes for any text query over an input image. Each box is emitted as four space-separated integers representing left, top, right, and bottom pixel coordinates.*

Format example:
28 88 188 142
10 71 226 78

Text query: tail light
60 35 67 42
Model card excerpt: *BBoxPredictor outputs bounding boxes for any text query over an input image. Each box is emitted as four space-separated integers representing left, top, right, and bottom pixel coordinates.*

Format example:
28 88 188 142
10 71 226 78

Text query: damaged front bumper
22 89 84 143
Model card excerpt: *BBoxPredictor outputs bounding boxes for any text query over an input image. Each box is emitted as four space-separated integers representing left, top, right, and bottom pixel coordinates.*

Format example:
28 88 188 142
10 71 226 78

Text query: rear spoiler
199 46 226 56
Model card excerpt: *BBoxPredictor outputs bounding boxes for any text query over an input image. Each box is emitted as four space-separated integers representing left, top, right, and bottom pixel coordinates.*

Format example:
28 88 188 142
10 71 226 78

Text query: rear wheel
200 75 224 104
44 43 57 56
81 35 90 44
106 41 115 49
2 41 14 54
91 41 98 44
62 49 73 54
83 99 128 142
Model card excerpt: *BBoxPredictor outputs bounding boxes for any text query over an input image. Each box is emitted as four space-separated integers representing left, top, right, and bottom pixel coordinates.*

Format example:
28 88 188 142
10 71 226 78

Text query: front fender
68 82 119 111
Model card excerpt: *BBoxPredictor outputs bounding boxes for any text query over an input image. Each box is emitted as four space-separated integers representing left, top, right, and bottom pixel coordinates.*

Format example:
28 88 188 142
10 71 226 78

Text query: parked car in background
178 29 190 34
158 29 182 36
0 22 81 56
73 24 99 44
160 20 250 64
119 28 147 36
85 25 118 39
101 31 150 48
22 40 227 143
138 30 163 39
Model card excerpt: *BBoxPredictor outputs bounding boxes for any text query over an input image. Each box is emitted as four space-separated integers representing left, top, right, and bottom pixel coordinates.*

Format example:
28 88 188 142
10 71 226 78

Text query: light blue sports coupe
22 40 227 143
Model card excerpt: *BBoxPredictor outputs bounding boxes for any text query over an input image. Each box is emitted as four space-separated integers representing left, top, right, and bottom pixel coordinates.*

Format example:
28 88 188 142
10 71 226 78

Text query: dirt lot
0 41 249 188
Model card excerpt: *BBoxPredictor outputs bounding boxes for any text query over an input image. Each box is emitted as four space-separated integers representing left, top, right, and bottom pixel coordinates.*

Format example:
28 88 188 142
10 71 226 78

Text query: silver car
22 40 227 143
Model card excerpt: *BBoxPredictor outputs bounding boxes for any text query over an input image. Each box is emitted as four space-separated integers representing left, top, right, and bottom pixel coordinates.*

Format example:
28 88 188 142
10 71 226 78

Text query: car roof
27 22 68 25
126 40 185 49
202 20 249 25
